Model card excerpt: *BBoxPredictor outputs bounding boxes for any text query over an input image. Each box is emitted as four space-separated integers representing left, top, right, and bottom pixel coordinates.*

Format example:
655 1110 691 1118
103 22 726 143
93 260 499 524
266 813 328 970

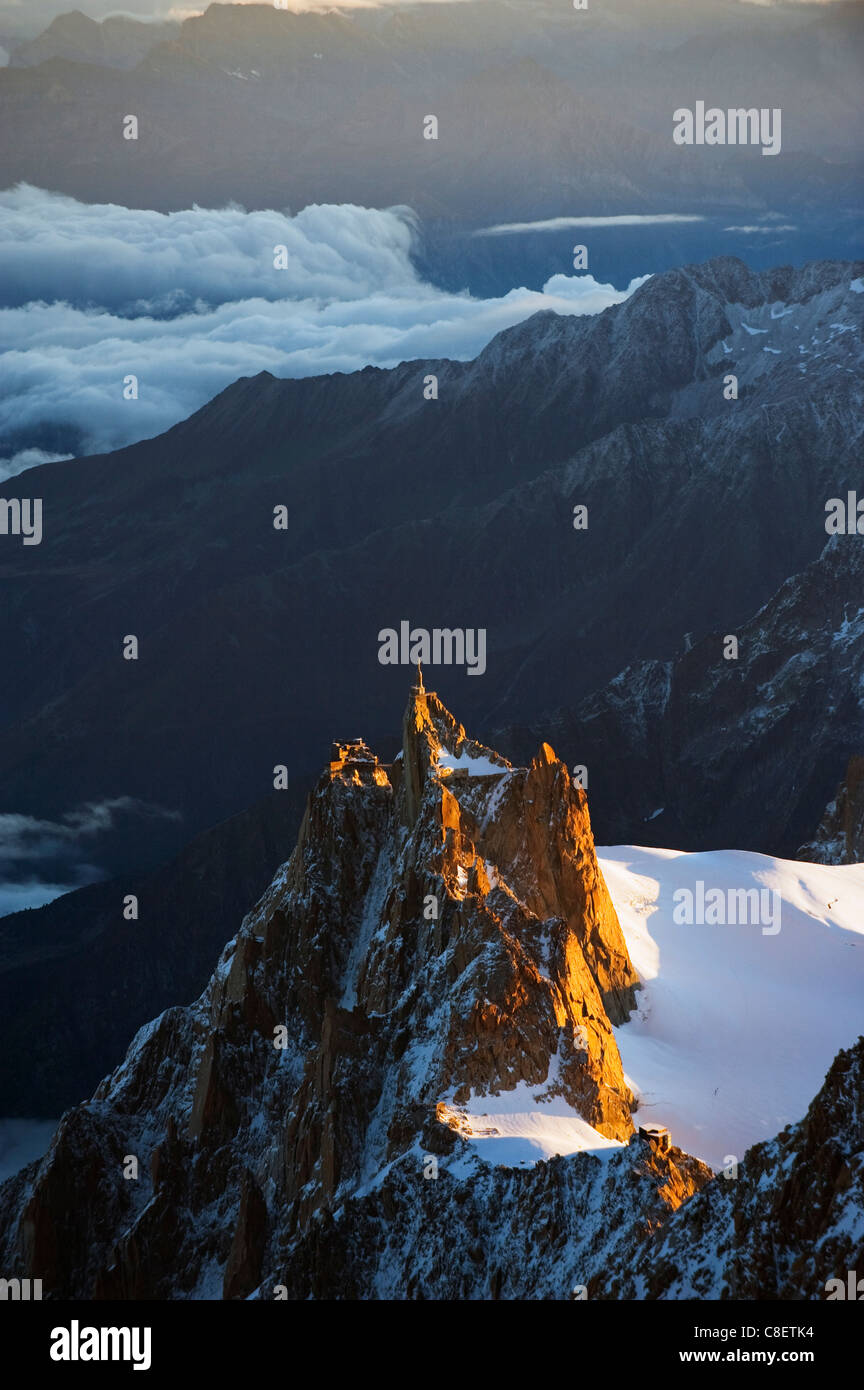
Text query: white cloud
473 214 706 238
0 185 422 313
0 798 181 917
0 187 650 461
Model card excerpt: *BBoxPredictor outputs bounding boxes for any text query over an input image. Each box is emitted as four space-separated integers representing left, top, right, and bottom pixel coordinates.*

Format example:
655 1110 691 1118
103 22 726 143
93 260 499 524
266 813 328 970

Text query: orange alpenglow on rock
0 677 672 1302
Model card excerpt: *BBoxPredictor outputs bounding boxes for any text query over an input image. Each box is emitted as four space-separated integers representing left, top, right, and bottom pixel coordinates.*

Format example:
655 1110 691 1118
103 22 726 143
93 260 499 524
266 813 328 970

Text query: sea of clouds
0 185 650 476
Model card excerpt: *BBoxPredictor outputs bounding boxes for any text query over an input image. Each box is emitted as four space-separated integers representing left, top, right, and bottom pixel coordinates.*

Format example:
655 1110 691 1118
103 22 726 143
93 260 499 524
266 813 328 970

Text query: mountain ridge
0 255 861 881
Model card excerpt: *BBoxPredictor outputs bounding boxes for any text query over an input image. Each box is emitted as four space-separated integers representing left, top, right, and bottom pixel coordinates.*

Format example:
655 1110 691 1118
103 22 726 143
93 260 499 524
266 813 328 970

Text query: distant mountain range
5 10 178 70
0 0 861 226
3 0 862 1310
503 533 864 854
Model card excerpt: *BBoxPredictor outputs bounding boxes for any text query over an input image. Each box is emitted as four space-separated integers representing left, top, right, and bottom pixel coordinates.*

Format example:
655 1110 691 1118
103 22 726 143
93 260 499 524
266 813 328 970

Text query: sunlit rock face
0 682 655 1299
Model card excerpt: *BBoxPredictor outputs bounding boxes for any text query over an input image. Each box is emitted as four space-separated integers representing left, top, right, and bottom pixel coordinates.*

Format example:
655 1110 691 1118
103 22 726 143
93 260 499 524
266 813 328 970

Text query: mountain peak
397 677 511 827
0 680 644 1296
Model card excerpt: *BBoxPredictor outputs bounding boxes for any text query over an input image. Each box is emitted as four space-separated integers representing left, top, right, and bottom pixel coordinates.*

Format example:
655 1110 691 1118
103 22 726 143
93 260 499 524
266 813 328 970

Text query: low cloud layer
0 187 649 468
0 186 423 314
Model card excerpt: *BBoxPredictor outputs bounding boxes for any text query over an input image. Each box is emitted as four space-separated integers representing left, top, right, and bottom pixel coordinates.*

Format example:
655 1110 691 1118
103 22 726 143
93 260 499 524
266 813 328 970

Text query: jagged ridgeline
1 680 860 1300
0 678 682 1299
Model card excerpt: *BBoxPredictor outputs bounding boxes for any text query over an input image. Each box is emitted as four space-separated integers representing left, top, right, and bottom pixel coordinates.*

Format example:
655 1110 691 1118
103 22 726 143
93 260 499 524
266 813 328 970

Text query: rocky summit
1 679 860 1300
0 679 664 1299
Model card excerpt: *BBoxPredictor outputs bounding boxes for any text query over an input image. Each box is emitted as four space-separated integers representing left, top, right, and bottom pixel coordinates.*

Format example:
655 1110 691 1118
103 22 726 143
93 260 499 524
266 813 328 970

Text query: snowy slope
441 1064 624 1168
600 845 864 1170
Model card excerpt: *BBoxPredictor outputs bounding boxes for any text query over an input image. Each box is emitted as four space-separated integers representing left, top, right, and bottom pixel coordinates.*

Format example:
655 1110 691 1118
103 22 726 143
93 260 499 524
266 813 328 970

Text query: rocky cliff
4 681 860 1300
505 535 864 857
0 683 657 1299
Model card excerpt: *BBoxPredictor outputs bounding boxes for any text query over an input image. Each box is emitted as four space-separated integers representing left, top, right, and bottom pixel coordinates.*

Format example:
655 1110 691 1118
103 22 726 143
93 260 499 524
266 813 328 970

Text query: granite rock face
506 535 864 858
0 684 648 1299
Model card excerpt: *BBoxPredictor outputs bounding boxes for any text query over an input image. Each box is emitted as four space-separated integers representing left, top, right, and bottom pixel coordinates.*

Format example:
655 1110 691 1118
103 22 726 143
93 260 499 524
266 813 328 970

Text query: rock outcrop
4 681 859 1299
798 756 864 865
0 683 650 1299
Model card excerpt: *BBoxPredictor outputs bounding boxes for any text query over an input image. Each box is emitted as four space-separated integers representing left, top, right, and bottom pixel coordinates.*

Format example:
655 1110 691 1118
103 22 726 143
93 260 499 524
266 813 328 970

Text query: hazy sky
0 0 468 43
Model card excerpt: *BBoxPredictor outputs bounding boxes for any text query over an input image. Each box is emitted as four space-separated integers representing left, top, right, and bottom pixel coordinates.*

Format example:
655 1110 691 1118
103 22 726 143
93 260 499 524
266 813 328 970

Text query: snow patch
441 1065 623 1167
438 749 508 777
340 847 391 1010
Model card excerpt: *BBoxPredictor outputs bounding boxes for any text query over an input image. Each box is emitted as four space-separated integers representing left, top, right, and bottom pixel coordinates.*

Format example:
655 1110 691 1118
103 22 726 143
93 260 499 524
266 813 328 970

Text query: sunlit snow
441 1067 623 1168
437 750 507 776
600 845 864 1171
